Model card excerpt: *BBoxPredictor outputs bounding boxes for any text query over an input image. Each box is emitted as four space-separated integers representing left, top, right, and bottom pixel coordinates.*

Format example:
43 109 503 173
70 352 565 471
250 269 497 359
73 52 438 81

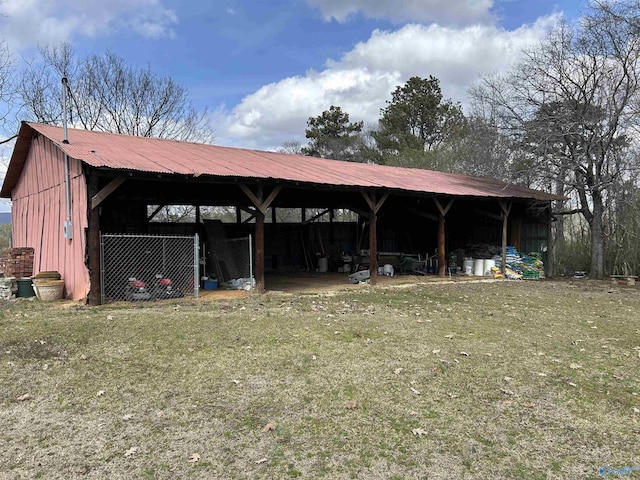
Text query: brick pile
2 247 35 278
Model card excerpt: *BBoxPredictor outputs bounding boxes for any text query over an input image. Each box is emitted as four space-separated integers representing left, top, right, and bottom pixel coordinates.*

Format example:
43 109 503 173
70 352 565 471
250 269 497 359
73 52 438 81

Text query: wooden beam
349 206 370 219
147 204 166 222
91 176 126 210
255 210 265 293
87 173 102 306
262 186 282 213
302 209 331 225
239 184 281 214
438 213 446 277
432 198 452 278
239 183 261 210
242 209 257 224
499 201 512 274
498 201 512 217
369 213 378 285
433 197 453 217
361 191 389 215
361 191 387 285
238 184 278 294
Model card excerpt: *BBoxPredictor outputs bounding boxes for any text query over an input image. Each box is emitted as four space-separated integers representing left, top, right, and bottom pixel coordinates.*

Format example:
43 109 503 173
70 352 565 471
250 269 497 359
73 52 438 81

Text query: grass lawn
1 279 639 479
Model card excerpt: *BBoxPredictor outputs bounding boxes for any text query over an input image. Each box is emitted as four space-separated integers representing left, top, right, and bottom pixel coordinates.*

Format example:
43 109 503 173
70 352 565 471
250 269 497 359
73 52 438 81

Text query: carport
1 122 561 304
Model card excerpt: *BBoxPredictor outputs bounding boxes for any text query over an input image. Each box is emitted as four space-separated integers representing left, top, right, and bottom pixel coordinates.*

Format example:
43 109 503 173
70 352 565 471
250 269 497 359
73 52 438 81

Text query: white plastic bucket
484 259 496 276
463 258 473 275
318 257 328 273
473 259 484 276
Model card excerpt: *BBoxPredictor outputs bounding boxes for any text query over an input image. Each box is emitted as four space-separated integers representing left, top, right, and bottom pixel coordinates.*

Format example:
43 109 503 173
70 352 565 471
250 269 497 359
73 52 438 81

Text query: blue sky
1 0 585 151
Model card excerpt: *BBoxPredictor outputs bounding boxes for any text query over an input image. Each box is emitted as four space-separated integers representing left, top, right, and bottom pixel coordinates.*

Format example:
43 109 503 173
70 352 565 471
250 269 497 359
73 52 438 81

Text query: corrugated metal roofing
1 121 561 201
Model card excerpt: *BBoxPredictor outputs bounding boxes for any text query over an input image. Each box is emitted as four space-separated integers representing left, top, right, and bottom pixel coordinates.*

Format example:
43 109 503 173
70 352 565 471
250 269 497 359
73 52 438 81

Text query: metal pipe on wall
62 76 73 240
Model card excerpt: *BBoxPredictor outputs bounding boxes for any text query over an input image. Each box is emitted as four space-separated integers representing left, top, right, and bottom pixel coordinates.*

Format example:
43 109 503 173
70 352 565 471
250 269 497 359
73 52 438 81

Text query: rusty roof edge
10 122 565 203
1 122 36 198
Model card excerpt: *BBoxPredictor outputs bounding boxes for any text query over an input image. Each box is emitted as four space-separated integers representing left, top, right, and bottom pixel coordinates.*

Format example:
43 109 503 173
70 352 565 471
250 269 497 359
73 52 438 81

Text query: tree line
2 1 640 278
0 43 213 144
290 1 640 280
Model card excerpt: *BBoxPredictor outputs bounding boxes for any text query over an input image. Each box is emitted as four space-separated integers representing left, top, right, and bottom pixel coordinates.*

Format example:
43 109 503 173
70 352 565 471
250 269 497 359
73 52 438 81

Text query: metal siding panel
9 135 90 300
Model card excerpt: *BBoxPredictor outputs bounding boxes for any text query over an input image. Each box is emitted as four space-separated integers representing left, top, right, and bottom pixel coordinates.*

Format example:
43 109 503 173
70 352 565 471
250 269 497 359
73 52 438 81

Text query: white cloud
306 0 495 25
218 15 559 150
0 0 178 51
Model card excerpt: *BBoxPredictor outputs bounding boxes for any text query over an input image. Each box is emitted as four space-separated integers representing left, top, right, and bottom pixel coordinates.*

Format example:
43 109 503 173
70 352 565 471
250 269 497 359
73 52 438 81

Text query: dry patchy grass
0 280 639 479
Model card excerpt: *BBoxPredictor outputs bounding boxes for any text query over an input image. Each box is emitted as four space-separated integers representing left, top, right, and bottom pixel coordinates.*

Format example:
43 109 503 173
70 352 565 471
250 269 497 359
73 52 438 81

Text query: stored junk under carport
0 121 562 304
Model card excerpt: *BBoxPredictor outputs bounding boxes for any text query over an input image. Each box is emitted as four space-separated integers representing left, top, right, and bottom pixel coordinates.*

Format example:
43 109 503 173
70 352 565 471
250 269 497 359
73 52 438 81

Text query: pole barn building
1 121 561 304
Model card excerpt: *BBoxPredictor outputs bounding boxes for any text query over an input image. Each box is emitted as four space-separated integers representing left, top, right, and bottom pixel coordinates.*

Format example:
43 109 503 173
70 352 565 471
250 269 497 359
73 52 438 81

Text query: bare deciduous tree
470 1 640 279
17 43 214 143
0 39 15 134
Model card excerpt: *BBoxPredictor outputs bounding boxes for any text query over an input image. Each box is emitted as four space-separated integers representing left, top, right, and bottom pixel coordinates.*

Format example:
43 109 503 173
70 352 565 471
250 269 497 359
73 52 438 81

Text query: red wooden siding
11 134 89 300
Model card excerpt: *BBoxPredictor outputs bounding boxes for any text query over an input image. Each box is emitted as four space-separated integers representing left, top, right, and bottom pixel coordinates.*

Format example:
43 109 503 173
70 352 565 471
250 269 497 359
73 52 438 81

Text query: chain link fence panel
206 236 253 291
101 234 199 303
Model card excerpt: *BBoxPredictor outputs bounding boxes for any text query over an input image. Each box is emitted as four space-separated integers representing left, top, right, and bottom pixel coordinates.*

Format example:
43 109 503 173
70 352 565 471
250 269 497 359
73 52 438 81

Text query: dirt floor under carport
197 271 490 300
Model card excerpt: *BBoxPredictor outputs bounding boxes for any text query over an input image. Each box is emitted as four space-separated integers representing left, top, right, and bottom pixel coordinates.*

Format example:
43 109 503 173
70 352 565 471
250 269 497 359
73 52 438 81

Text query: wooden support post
438 214 446 277
433 198 453 278
499 201 512 274
361 191 389 286
87 173 102 305
239 184 281 293
369 213 378 285
255 209 265 293
195 204 201 224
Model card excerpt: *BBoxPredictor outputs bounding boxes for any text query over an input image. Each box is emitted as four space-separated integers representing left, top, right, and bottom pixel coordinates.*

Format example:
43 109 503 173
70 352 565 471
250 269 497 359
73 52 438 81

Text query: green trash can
16 278 35 298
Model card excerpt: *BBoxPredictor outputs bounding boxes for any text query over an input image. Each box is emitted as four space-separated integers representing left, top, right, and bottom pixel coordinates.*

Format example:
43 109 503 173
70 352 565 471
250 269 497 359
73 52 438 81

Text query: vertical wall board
10 135 90 300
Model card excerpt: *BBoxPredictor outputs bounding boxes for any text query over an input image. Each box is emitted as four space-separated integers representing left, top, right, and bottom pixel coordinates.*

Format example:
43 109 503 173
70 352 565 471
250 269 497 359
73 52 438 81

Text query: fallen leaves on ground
16 393 30 401
412 428 427 436
188 453 200 463
262 422 276 433
345 400 357 409
124 447 138 457
410 387 421 395
255 458 268 464
96 390 105 396
394 368 403 375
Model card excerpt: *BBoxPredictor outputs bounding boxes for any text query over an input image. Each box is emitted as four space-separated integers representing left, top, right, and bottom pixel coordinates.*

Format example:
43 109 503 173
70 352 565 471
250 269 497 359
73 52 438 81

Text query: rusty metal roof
1 121 561 201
